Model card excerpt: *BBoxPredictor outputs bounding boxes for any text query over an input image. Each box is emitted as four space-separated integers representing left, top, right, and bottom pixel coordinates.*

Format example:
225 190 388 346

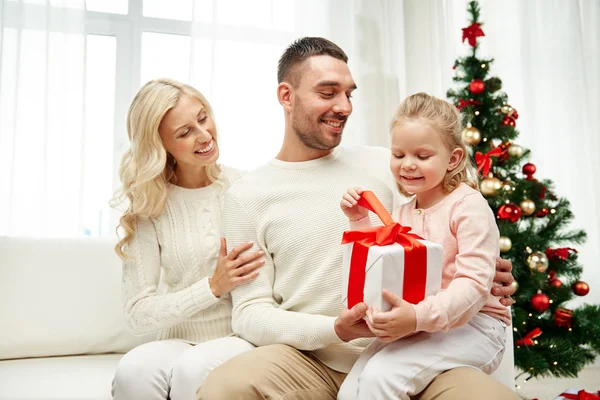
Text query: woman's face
158 94 219 169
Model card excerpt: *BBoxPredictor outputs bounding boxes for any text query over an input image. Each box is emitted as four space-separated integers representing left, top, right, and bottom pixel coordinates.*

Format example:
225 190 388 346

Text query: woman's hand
209 238 264 298
341 187 369 221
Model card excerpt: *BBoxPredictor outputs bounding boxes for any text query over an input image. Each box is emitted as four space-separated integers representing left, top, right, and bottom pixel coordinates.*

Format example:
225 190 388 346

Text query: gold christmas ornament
499 236 512 252
480 177 503 197
508 144 524 158
527 251 549 273
500 104 514 115
502 179 516 192
462 126 482 146
520 199 536 216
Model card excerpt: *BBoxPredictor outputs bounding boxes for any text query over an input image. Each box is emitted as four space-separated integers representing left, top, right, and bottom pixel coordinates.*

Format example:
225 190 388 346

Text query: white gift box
341 240 443 312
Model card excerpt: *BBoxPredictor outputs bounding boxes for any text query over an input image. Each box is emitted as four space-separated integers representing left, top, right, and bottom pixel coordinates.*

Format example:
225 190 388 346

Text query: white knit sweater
121 166 244 343
223 146 402 373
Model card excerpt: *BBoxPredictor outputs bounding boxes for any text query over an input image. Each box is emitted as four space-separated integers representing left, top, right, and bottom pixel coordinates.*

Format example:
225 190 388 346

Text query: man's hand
335 303 374 342
492 258 516 306
366 290 416 343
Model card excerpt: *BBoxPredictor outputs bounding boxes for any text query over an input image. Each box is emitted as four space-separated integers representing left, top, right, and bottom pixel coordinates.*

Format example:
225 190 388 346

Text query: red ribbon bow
546 247 578 261
341 191 427 308
475 147 505 177
559 390 600 400
457 99 481 111
516 327 542 346
462 23 485 47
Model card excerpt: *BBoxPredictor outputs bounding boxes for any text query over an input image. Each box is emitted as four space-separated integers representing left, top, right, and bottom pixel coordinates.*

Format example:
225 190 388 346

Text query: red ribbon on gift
475 147 504 177
516 327 542 346
341 191 427 308
559 390 600 400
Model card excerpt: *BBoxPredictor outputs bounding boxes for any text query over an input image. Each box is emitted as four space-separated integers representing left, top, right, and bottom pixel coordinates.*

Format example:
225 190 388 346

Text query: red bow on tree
546 247 578 261
457 99 481 111
475 147 504 176
462 23 485 47
516 327 542 346
559 390 600 400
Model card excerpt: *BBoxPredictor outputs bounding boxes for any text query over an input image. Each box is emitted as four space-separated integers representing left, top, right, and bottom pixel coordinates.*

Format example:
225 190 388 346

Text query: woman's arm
121 217 221 335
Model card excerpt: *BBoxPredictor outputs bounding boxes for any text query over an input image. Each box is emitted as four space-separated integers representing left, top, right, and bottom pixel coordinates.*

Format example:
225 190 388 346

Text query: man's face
290 55 357 150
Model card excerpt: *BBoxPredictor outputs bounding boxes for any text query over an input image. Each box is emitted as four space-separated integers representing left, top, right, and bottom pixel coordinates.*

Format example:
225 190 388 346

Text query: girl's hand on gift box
365 289 417 343
341 187 369 221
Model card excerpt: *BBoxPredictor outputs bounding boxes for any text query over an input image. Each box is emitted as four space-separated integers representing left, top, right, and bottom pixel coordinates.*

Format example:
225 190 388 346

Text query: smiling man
197 37 518 400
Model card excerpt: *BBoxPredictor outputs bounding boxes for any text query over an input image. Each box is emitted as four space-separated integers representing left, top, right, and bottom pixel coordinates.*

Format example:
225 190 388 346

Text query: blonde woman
339 93 510 400
111 78 263 400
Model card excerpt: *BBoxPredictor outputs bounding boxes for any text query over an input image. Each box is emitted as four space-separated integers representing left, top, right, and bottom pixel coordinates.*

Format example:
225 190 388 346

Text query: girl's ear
448 147 464 171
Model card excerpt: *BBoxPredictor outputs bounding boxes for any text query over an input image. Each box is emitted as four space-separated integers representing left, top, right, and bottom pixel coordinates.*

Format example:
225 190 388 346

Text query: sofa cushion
0 354 122 400
0 237 151 360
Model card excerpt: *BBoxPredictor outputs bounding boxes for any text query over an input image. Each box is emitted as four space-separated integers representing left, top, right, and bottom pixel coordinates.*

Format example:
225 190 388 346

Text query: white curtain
0 0 88 237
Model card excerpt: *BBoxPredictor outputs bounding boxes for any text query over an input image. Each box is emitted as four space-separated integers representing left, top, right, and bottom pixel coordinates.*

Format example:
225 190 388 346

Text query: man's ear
277 82 293 112
448 147 464 171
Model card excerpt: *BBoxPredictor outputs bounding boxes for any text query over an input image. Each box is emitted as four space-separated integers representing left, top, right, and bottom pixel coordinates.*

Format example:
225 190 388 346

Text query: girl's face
158 94 219 169
390 120 463 203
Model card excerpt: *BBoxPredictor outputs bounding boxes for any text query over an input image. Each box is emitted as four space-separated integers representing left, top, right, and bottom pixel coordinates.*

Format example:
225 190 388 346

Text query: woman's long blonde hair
111 78 221 259
390 92 478 197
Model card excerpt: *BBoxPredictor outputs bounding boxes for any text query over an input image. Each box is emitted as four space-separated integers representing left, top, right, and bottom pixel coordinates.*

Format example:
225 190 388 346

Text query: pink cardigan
352 183 511 332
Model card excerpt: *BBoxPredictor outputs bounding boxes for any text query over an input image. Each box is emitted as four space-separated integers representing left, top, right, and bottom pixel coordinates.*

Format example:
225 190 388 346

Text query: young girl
338 93 511 400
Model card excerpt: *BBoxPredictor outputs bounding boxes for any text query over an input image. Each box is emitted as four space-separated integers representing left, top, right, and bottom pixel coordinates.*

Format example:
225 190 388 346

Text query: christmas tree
447 1 600 379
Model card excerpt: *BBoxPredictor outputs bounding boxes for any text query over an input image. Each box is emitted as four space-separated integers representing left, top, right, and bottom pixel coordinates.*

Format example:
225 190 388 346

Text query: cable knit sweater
121 166 244 343
222 146 402 373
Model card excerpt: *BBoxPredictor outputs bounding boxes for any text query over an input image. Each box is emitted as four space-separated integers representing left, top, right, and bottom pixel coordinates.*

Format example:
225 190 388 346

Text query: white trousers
112 336 254 400
338 314 506 400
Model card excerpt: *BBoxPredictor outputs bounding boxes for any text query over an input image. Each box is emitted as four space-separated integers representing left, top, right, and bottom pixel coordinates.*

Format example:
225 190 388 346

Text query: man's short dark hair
277 37 348 86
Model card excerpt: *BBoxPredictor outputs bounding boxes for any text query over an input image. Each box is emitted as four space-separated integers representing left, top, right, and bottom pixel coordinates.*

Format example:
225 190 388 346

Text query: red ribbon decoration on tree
457 99 481 111
546 247 578 261
516 327 542 346
341 191 428 308
559 390 600 400
475 147 504 177
462 23 485 47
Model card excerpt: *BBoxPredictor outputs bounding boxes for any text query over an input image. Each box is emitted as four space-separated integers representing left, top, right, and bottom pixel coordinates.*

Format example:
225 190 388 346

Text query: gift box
341 191 443 312
552 388 600 400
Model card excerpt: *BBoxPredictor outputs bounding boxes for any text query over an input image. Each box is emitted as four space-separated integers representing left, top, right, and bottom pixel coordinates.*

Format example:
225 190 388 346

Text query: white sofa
0 237 515 400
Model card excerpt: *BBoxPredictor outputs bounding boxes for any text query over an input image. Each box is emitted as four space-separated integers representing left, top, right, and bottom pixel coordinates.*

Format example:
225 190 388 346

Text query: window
0 0 301 237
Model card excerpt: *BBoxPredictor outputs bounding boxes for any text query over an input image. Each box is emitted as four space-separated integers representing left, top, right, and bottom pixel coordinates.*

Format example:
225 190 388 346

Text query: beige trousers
196 344 520 400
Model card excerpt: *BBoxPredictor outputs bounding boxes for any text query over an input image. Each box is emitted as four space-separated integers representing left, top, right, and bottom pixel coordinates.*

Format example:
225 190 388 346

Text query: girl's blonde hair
111 78 221 259
390 92 478 197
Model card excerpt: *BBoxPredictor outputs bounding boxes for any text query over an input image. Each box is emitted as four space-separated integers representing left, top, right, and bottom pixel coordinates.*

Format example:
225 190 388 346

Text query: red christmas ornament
549 278 563 288
572 281 590 296
548 271 556 280
531 293 550 312
502 115 517 127
469 79 485 94
535 208 549 218
553 307 573 328
462 23 485 47
497 203 521 222
523 163 536 180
